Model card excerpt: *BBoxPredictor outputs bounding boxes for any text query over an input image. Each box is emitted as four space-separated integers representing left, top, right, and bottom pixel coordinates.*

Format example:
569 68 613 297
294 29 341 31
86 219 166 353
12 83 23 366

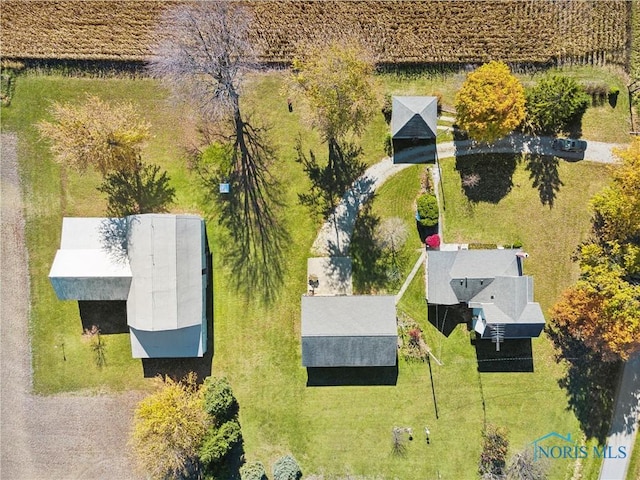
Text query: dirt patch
1 133 144 479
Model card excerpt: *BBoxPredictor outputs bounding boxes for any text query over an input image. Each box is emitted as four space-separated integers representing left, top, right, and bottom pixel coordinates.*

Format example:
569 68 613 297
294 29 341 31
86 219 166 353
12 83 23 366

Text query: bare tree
149 2 287 300
149 2 255 122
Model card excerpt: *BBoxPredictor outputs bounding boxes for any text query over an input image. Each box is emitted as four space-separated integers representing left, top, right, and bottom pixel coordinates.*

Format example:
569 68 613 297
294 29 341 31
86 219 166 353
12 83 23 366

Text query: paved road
1 133 143 480
599 353 640 480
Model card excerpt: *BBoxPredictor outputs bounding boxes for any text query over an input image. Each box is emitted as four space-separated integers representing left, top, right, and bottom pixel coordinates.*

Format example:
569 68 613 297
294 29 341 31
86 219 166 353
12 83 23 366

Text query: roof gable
428 249 545 327
126 214 205 332
301 295 397 337
391 96 438 139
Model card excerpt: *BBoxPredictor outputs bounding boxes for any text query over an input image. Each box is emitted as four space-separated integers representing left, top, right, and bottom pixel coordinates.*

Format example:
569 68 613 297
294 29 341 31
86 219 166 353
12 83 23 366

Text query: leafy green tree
202 376 239 425
240 461 267 480
455 61 525 143
524 75 589 135
273 455 302 480
478 424 509 479
131 374 208 480
97 162 175 217
291 39 379 143
38 94 150 175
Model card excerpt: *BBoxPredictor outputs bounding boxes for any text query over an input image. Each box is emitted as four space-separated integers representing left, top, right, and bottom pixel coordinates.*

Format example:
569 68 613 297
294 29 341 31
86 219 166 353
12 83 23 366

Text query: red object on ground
426 234 440 249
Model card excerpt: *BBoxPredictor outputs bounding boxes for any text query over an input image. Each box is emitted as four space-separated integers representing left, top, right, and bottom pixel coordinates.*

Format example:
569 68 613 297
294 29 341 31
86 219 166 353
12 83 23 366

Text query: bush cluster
416 193 439 227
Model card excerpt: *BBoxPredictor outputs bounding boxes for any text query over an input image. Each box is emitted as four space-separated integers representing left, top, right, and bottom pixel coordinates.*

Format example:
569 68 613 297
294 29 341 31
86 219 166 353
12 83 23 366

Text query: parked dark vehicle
552 138 587 153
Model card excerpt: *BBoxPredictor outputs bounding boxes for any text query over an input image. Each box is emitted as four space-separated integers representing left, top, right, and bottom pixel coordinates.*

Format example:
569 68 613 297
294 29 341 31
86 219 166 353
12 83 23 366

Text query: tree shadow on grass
525 154 564 208
472 338 534 373
194 119 289 305
546 323 623 443
350 201 388 294
455 153 518 204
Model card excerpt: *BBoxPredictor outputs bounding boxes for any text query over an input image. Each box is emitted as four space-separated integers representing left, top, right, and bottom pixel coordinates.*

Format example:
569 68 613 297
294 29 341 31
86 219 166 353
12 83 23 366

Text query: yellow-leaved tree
38 94 150 175
455 61 526 143
291 39 379 143
130 374 208 479
551 139 640 361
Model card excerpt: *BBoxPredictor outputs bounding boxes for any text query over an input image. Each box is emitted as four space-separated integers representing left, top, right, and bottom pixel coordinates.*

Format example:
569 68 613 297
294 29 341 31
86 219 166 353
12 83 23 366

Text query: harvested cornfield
0 0 631 67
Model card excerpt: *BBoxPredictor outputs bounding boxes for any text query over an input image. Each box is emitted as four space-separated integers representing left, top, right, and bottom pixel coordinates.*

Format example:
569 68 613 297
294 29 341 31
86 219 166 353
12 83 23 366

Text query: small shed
391 96 438 164
301 295 397 367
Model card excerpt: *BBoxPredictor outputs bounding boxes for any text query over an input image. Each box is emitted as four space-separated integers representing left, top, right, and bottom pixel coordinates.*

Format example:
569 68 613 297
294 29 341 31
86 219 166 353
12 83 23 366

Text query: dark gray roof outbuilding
301 295 397 367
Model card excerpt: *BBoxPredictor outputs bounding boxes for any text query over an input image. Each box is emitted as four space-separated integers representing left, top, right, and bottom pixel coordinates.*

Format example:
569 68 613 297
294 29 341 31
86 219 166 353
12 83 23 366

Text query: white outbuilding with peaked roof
49 217 132 301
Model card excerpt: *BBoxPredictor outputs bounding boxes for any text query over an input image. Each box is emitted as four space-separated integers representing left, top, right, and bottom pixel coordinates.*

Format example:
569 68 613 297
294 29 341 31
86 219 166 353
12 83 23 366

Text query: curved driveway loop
312 134 624 255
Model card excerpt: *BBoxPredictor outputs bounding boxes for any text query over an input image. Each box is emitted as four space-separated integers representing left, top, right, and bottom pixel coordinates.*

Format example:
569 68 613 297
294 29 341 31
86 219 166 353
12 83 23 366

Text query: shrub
582 80 610 106
416 193 439 227
479 424 509 478
425 234 441 249
202 376 239 425
381 94 393 124
524 75 590 135
273 455 302 480
199 419 243 466
241 461 267 480
383 132 393 157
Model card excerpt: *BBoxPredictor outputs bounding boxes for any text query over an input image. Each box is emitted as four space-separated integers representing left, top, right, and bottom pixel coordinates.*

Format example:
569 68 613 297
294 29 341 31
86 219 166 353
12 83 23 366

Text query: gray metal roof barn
49 214 208 358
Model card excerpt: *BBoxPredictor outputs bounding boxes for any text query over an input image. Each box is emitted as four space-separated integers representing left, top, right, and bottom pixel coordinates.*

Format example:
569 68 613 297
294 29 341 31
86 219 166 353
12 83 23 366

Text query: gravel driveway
1 133 143 480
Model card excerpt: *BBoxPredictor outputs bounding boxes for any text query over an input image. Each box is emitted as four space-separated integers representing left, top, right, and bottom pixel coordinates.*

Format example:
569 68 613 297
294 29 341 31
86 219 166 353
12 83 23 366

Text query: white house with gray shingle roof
427 249 545 346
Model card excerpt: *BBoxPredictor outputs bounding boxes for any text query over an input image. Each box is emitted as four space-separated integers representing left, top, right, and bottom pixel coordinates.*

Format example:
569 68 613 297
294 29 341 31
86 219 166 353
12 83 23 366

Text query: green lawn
0 67 628 478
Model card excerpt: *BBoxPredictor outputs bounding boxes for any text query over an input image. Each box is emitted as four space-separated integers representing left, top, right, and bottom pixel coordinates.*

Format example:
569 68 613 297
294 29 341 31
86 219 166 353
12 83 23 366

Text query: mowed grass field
1 67 628 478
